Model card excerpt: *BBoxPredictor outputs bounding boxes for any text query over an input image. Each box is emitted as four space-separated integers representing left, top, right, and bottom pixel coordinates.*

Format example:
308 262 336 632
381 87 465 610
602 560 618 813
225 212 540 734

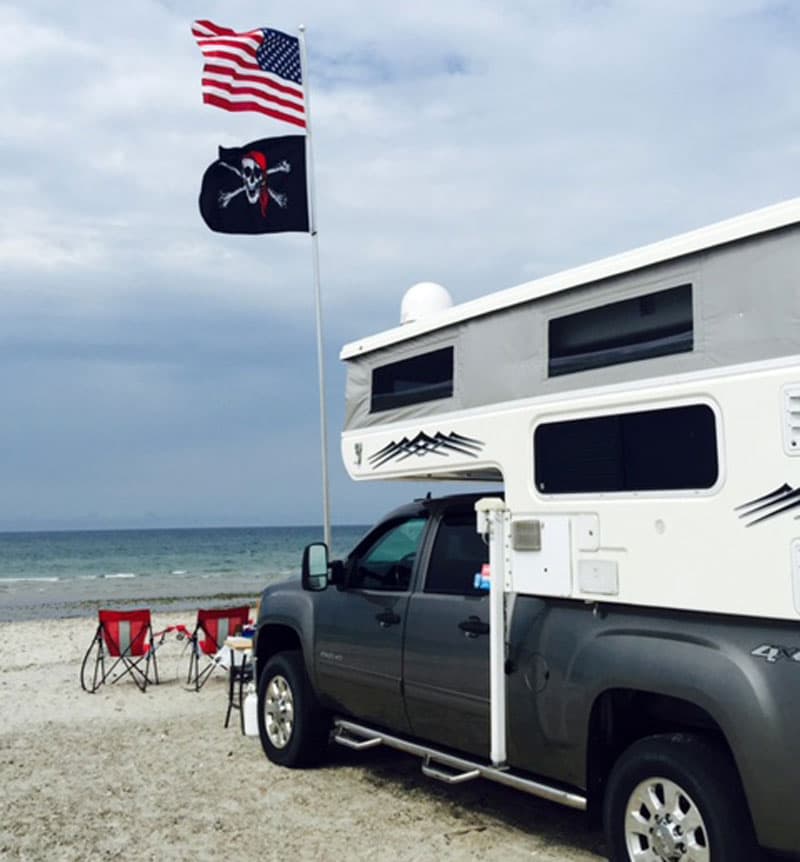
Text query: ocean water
0 525 368 622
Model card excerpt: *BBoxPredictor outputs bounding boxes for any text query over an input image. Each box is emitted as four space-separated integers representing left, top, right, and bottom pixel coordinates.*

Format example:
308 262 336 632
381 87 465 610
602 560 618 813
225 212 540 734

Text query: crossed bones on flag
217 151 291 216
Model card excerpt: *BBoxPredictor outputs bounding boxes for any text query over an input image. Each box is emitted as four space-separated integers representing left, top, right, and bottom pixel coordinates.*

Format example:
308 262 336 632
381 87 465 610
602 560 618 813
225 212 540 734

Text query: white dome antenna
400 282 453 325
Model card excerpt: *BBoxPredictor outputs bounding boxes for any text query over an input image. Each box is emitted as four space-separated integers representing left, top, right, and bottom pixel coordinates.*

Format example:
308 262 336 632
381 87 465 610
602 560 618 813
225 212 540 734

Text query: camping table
223 636 253 733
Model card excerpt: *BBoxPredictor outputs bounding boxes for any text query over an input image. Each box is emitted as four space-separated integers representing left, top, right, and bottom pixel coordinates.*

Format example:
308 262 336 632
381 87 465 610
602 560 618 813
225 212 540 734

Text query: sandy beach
0 613 607 861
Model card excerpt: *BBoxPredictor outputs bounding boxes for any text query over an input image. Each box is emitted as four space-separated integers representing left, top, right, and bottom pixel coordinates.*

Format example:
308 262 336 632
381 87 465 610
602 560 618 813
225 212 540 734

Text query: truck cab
309 495 491 753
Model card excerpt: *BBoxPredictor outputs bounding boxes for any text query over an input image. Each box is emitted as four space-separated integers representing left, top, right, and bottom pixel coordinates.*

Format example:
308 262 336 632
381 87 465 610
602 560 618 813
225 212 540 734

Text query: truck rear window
425 512 489 596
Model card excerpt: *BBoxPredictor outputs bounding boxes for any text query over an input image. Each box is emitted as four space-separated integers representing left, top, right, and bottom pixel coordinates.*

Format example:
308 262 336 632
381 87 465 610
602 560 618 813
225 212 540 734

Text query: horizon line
0 522 371 536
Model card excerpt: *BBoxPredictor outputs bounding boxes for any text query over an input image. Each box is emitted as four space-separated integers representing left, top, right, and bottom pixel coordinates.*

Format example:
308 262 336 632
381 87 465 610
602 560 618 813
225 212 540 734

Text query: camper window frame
532 397 723 499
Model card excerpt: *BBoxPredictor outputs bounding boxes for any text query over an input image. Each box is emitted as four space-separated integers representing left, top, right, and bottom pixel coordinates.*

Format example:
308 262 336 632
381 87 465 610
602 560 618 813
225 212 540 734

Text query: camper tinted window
548 284 693 376
534 404 718 493
371 347 454 413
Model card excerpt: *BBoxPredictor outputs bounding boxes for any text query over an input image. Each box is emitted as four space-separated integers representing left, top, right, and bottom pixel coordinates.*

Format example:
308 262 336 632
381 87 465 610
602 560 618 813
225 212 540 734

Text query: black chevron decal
369 431 484 469
736 483 800 527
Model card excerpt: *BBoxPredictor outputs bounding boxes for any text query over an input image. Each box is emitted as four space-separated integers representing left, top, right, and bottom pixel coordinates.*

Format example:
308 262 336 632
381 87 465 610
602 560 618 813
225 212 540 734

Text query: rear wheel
603 733 760 862
257 650 329 767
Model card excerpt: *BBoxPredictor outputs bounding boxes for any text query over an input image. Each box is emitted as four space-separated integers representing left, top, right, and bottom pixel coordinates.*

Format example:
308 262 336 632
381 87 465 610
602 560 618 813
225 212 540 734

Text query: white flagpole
298 24 332 551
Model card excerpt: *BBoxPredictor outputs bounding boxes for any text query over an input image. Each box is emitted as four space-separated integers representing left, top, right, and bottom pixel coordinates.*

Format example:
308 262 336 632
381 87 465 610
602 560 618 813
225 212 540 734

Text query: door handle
458 616 489 638
375 610 401 628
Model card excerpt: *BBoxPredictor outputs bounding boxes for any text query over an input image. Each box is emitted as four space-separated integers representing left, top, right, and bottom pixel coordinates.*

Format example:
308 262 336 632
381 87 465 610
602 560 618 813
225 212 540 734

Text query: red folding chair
80 608 159 693
183 605 251 691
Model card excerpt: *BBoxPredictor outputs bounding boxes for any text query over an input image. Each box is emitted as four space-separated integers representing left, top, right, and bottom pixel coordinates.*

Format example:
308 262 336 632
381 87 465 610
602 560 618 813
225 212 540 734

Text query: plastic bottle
243 683 259 737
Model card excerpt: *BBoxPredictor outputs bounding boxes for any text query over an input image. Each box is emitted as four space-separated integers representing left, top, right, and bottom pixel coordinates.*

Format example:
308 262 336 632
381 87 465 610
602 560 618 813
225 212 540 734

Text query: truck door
314 515 426 734
403 508 491 757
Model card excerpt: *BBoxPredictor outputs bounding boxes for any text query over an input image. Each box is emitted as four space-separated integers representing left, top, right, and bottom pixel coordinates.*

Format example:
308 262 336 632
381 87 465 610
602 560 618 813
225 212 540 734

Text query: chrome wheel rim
624 777 709 862
264 673 295 749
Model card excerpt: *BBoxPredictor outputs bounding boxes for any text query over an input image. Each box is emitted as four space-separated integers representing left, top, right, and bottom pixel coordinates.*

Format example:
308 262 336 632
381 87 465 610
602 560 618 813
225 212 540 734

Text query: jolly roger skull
241 154 266 205
216 152 291 215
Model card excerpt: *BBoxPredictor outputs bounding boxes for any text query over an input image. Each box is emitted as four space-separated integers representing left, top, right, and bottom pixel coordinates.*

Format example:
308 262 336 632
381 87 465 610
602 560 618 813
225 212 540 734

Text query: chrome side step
332 719 587 811
332 729 382 751
421 759 480 785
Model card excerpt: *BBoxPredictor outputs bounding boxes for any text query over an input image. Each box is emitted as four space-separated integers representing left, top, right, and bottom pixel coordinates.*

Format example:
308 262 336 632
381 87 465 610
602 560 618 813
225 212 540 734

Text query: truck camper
254 199 800 862
341 197 800 622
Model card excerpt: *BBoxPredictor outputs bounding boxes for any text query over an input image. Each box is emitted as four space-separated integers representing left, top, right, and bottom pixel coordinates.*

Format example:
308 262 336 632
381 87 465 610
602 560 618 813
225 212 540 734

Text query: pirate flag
199 135 309 234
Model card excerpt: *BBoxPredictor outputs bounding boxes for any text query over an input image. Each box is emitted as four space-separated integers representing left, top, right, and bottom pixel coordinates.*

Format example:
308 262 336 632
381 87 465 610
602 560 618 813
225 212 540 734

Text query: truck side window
348 517 426 591
425 512 489 596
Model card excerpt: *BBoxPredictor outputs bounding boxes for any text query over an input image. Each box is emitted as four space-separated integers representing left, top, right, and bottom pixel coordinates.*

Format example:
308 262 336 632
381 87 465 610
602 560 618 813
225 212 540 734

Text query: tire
603 733 760 862
257 650 329 768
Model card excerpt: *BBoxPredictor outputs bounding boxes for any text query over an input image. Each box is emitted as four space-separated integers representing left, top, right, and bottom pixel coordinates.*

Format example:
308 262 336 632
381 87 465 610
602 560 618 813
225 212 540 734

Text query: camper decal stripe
369 431 484 469
736 483 800 526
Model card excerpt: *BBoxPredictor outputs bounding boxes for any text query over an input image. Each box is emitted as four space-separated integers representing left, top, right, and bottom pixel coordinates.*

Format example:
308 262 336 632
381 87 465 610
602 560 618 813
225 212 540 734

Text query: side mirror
302 542 329 591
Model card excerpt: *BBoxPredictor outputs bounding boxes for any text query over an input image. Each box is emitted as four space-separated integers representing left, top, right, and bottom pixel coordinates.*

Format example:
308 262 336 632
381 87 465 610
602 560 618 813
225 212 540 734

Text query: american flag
192 20 306 129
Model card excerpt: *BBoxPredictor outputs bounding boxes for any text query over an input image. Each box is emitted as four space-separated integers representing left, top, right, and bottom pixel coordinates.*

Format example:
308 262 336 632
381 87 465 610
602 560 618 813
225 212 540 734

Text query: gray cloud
1 0 799 528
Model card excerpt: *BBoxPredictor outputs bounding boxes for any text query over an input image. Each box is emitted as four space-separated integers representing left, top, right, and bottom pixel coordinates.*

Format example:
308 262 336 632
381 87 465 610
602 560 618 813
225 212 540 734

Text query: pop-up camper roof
342 197 800 433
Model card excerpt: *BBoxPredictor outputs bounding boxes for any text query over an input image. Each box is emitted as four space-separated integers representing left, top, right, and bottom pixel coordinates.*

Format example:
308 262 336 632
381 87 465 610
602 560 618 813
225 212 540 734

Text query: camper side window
534 403 718 494
548 284 693 376
371 347 454 412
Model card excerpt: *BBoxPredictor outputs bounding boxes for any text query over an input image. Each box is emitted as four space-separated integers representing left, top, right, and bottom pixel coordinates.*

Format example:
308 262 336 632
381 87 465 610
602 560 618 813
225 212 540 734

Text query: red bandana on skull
245 150 269 217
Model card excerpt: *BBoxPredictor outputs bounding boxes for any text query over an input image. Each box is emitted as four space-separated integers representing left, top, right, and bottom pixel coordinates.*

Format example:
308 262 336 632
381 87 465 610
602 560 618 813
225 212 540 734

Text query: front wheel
603 733 760 862
257 650 329 768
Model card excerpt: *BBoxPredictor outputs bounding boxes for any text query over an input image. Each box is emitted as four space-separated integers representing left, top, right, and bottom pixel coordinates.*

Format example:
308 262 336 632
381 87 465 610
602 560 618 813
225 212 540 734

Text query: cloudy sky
1 0 798 530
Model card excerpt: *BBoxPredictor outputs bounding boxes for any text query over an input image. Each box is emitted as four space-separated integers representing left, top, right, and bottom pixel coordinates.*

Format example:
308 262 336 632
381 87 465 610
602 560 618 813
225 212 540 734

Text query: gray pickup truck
253 493 800 862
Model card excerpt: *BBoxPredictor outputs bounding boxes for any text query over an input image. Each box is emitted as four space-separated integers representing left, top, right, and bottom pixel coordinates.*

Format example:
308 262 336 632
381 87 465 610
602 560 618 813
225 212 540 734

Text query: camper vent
783 386 800 455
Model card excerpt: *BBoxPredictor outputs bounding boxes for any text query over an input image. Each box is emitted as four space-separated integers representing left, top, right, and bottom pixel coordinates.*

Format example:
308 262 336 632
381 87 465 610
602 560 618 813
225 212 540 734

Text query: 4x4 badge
751 643 800 664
